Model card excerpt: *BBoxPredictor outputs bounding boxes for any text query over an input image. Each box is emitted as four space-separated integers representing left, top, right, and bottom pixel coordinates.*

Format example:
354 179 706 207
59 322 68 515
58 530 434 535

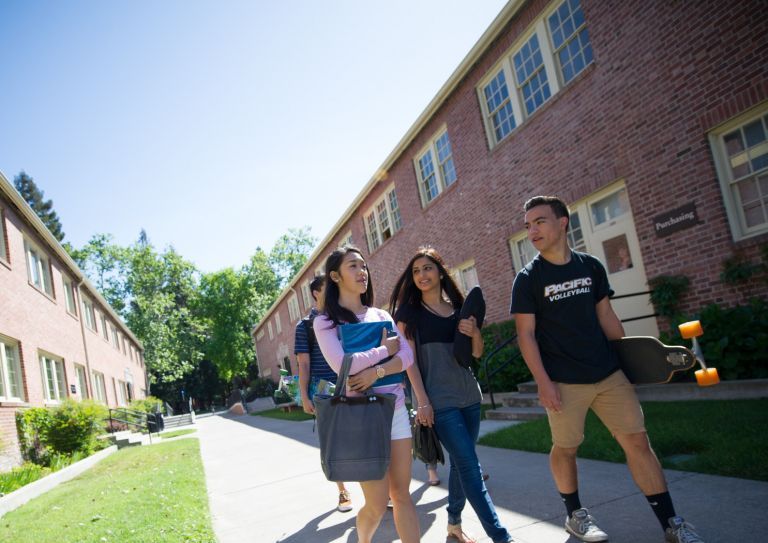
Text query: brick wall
254 0 768 380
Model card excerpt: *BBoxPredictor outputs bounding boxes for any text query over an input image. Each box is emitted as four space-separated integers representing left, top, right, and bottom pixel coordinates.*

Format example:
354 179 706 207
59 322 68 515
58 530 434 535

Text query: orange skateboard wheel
679 320 703 339
695 367 719 386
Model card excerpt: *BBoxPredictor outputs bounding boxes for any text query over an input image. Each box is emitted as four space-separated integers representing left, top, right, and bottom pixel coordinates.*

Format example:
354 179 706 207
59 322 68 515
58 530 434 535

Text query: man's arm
595 297 625 340
514 313 561 412
296 352 314 414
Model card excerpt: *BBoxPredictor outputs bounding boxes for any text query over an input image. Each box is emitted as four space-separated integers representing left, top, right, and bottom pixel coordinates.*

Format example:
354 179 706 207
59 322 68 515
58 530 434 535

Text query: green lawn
159 428 197 439
252 407 314 421
479 399 768 481
1 439 215 543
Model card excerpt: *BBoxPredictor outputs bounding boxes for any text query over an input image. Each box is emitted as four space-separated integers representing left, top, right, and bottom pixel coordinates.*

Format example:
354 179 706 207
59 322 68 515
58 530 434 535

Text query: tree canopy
14 171 66 242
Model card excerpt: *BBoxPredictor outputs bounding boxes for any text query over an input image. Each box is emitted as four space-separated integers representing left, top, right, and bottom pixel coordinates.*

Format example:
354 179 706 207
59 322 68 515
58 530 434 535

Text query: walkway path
196 413 766 542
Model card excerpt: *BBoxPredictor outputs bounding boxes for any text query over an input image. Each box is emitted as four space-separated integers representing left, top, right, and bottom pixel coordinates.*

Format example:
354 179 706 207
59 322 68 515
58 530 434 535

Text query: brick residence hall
0 171 148 470
253 0 768 381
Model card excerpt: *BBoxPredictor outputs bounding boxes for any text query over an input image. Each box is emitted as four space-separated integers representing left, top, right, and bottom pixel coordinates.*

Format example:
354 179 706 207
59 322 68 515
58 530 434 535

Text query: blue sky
0 0 507 273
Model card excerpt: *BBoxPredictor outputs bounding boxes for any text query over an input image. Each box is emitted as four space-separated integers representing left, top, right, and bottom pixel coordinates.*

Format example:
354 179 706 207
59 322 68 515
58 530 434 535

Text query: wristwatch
376 365 386 379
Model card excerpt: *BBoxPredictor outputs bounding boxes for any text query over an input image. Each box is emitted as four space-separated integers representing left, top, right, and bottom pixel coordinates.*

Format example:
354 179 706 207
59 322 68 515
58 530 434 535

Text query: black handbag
411 415 445 465
314 353 396 482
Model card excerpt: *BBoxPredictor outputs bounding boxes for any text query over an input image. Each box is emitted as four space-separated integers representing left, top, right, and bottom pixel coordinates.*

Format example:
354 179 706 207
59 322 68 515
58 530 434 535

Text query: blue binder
338 321 404 387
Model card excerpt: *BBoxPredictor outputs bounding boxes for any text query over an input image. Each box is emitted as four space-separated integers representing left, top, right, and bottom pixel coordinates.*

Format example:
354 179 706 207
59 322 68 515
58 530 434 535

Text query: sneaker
665 516 704 543
564 508 608 542
337 490 352 513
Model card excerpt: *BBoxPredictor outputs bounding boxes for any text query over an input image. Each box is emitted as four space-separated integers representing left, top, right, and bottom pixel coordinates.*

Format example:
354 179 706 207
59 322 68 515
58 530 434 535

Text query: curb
0 445 118 518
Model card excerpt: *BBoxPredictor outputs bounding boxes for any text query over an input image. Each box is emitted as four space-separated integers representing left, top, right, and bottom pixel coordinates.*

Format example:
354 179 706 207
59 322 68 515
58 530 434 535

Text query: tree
268 226 317 287
13 171 66 242
68 233 129 314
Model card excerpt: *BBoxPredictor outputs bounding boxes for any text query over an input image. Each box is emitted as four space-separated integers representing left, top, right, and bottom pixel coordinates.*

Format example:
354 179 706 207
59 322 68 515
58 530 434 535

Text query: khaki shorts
547 370 646 448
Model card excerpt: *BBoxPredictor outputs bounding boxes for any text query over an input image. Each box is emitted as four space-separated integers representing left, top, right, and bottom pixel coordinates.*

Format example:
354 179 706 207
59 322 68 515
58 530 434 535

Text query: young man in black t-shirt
511 196 703 543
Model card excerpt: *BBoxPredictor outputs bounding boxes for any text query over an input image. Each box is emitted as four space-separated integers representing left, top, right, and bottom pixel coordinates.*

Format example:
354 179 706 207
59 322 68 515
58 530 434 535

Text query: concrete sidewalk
196 413 767 542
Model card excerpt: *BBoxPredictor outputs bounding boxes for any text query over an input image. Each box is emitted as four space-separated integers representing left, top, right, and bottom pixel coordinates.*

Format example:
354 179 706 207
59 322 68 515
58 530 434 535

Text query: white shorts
391 405 411 440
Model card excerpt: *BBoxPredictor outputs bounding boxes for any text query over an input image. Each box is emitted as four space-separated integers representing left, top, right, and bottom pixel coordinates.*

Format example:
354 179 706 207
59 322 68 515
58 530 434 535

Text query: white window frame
0 207 8 263
91 370 106 403
364 184 403 253
40 353 67 403
451 260 480 295
709 103 768 240
477 0 594 149
301 280 312 312
100 312 109 340
111 325 120 349
63 276 78 316
275 312 282 335
415 127 458 207
268 321 274 340
75 363 89 398
81 296 96 331
0 334 25 402
24 238 53 296
287 294 301 322
256 329 265 341
509 233 538 275
341 230 353 247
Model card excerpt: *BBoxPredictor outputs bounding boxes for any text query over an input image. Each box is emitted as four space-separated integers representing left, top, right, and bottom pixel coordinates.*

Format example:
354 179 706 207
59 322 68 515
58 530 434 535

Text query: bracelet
417 404 431 410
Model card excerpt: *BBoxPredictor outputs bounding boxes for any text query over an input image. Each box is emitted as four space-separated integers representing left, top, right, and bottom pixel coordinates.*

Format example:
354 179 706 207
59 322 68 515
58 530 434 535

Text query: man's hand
348 367 377 392
537 379 562 412
302 396 315 415
381 327 400 356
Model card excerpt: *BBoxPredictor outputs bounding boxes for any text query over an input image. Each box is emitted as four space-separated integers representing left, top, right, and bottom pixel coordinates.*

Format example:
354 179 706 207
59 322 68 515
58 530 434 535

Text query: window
590 187 630 227
91 371 107 402
510 235 537 273
0 335 24 401
568 210 587 251
288 294 301 322
256 329 265 341
111 325 120 349
75 363 89 398
63 277 78 315
451 260 479 295
341 230 353 247
117 380 128 406
478 0 593 148
415 129 457 206
40 354 67 402
548 0 593 85
275 312 282 335
0 208 8 263
710 106 768 239
364 185 403 252
24 239 53 296
268 321 274 340
81 296 96 330
301 280 312 311
100 312 109 340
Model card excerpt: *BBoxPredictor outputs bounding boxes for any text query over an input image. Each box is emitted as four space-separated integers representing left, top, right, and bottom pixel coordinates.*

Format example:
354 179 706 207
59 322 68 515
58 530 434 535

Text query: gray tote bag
314 353 396 482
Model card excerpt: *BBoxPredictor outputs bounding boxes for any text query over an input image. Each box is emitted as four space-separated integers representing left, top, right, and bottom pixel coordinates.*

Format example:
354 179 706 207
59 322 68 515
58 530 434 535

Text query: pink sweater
313 307 414 409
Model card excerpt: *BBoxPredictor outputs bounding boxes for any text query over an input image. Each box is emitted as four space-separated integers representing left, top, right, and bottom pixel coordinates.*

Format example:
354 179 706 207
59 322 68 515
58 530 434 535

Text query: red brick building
0 172 148 470
253 0 768 381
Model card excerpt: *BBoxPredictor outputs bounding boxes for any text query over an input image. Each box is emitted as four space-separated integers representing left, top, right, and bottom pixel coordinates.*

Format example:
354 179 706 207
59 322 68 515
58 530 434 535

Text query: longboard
610 336 696 385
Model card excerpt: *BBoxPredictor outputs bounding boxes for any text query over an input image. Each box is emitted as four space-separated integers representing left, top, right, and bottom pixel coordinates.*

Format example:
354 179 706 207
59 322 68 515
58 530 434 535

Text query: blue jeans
434 403 510 543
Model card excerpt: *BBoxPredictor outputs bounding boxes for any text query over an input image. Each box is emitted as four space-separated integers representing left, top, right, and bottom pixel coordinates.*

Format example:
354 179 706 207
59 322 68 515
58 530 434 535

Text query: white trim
0 334 24 402
40 352 66 403
414 126 458 207
364 183 402 253
24 237 53 296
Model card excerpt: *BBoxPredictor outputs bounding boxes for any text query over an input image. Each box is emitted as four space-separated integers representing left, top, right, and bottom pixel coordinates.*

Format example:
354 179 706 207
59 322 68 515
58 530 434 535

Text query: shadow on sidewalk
275 483 445 543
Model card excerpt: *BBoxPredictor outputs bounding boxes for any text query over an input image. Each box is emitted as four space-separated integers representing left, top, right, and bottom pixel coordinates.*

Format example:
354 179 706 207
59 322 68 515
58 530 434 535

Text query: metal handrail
107 407 160 444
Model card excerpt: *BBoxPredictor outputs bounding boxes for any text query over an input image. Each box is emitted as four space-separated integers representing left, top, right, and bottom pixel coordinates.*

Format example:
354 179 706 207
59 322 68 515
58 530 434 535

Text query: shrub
0 463 49 495
129 396 163 413
16 407 53 465
476 319 531 393
44 400 108 456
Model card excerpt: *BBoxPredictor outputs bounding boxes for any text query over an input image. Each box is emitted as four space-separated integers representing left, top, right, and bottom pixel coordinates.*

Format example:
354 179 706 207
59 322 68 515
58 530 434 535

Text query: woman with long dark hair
390 247 513 543
314 246 420 543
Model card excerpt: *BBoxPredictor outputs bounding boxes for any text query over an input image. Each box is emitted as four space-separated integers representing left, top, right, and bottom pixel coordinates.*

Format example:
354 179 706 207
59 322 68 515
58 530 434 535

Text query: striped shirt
294 308 337 383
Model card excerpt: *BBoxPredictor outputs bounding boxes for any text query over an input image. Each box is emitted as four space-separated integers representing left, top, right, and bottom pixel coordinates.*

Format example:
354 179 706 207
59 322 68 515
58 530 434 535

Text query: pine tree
13 171 66 242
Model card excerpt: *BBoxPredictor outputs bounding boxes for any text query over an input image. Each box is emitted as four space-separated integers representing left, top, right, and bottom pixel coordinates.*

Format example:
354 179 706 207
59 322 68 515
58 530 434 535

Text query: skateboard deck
610 336 696 385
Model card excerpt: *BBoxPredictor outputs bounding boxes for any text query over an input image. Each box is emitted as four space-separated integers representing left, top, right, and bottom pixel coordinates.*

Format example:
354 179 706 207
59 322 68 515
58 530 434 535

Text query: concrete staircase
105 430 152 449
484 378 768 421
485 381 547 421
162 413 194 429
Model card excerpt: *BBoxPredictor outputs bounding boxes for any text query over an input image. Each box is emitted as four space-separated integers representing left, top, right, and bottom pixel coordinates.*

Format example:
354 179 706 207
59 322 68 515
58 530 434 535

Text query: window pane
549 0 592 84
0 213 6 261
514 34 551 116
568 211 586 251
744 119 766 147
724 131 745 156
484 71 516 141
749 141 768 171
388 190 402 232
591 188 630 226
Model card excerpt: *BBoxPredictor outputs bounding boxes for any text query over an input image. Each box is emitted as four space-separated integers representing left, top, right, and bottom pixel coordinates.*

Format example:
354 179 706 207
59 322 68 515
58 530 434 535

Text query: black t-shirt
510 251 619 384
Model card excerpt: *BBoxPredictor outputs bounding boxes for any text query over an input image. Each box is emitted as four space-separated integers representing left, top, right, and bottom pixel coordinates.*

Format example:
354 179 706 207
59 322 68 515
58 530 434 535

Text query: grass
159 429 197 439
252 407 314 421
479 399 768 481
1 439 215 543
0 451 88 495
